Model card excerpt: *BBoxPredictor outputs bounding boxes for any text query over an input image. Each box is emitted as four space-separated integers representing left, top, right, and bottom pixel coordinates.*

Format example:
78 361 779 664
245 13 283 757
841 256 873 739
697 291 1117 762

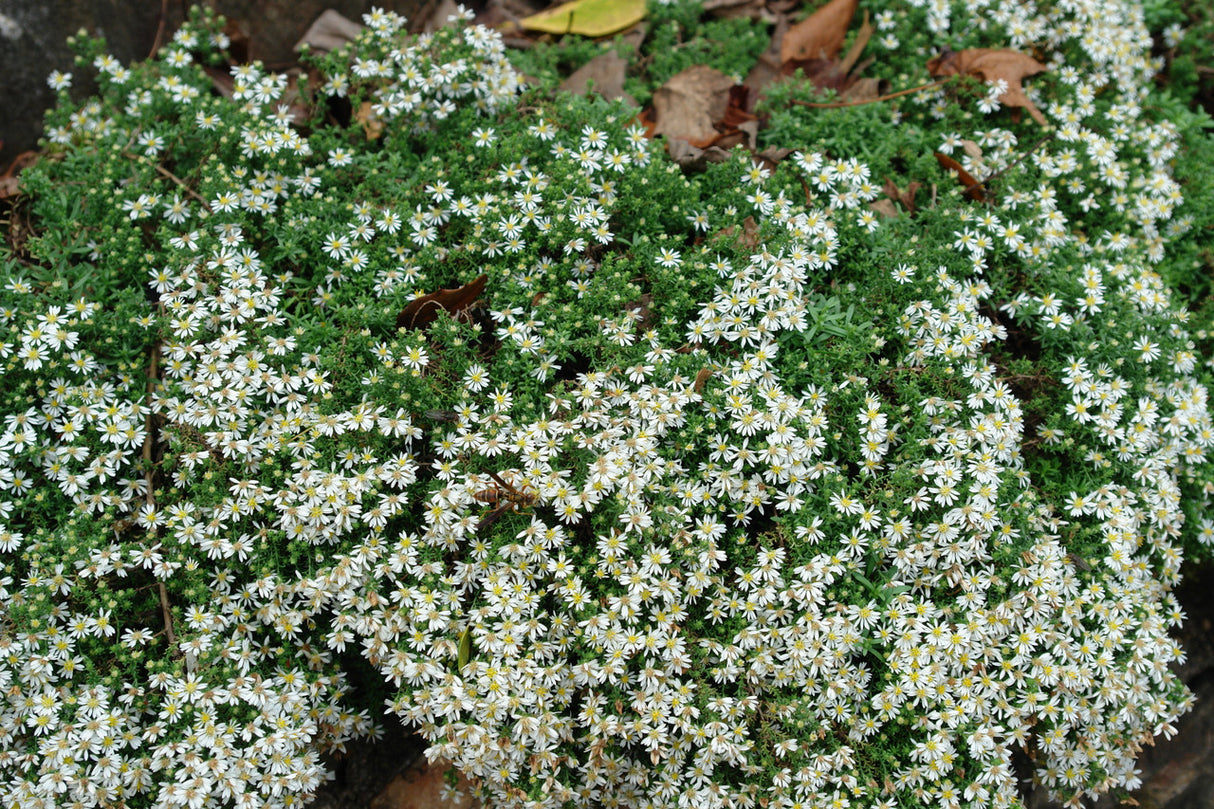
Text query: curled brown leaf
396 274 488 331
934 152 986 203
926 48 1048 125
780 0 858 63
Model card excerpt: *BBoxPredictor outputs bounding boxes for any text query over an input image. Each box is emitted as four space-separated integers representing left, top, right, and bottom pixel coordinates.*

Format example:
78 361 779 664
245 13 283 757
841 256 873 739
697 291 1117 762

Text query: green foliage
2 2 1214 809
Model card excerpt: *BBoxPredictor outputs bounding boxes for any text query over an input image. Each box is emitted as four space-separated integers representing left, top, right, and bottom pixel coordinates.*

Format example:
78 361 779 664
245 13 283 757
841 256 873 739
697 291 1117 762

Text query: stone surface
306 719 428 809
0 0 159 168
0 0 425 168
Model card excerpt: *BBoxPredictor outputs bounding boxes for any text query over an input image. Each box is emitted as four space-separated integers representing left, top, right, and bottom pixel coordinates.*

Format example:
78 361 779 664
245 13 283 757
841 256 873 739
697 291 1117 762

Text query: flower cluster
1 2 1212 809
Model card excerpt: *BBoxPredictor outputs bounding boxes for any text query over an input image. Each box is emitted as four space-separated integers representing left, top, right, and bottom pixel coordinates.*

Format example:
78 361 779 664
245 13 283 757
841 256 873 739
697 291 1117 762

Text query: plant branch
148 0 170 60
158 581 177 647
123 152 212 212
965 133 1052 197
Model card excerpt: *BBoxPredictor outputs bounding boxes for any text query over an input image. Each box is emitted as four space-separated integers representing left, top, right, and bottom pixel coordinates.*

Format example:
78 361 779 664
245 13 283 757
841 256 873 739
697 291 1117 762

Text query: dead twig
143 336 194 671
148 0 170 59
964 133 1052 198
158 581 177 646
122 152 213 212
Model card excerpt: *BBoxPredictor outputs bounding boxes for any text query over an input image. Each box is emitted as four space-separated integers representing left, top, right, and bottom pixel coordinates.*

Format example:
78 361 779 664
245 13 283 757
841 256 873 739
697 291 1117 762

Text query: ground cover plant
2 0 1214 808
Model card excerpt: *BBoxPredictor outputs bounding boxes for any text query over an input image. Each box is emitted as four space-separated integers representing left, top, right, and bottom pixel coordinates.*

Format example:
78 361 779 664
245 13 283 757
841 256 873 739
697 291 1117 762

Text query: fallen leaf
743 14 789 101
625 293 656 331
926 48 1048 125
934 152 986 203
279 70 312 127
294 9 362 53
834 10 872 76
776 4 874 100
651 65 737 146
838 76 882 102
870 199 899 218
882 177 921 213
559 51 638 106
355 102 385 140
396 274 488 331
616 22 648 54
665 138 734 171
201 65 235 98
756 145 795 167
0 150 38 200
712 216 763 251
780 0 857 63
717 86 759 150
960 139 984 160
521 0 646 38
223 19 251 64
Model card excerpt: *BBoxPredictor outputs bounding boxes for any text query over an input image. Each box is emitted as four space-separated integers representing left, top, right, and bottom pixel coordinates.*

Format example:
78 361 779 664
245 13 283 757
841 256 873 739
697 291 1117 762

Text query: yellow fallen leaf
521 0 646 38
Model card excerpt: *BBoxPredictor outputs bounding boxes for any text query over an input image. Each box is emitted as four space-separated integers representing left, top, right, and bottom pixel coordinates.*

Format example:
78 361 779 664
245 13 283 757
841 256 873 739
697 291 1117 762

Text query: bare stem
965 134 1053 197
158 581 176 648
123 152 213 212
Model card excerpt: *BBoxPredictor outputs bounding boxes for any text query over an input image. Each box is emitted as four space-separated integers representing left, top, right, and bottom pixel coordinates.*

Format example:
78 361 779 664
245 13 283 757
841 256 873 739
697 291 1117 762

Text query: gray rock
0 0 159 168
307 720 428 809
0 0 425 169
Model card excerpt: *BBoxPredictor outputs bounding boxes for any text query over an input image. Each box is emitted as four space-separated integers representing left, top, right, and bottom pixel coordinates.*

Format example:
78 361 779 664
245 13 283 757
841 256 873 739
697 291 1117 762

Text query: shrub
1 2 1213 809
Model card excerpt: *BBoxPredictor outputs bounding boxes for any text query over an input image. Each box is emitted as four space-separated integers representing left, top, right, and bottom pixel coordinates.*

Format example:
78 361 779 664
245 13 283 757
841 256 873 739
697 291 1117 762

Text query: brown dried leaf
926 48 1048 125
355 102 385 141
651 65 737 146
294 9 362 54
709 216 762 251
616 22 649 54
625 293 656 331
717 86 759 149
0 150 38 200
222 19 251 64
870 199 899 219
201 65 235 98
756 145 795 166
835 11 872 76
744 14 789 100
665 139 734 171
396 274 488 331
882 177 921 213
739 216 761 250
279 70 312 127
559 51 637 107
780 0 857 63
839 76 882 102
934 152 986 203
